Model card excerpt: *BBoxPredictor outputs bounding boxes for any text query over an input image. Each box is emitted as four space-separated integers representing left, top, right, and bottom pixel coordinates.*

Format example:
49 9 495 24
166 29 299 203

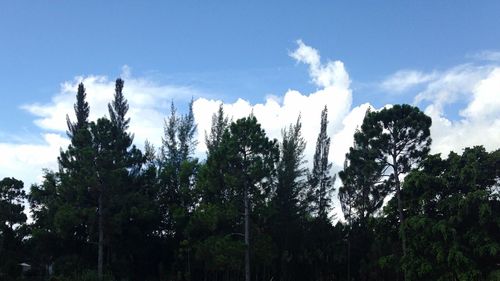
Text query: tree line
0 79 498 281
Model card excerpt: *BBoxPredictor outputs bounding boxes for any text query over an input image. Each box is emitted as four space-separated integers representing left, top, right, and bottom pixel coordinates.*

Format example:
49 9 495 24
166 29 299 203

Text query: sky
1 1 499 216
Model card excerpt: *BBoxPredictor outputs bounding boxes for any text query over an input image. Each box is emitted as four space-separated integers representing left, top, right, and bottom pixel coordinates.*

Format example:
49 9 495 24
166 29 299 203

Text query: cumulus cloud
290 40 350 89
2 41 360 220
192 40 359 219
379 59 499 157
1 67 200 186
2 41 499 222
22 67 200 147
419 67 500 155
193 41 356 173
0 133 69 185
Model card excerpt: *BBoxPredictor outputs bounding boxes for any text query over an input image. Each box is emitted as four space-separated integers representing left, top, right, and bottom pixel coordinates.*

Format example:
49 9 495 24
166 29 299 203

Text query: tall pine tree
354 104 431 279
158 101 199 279
308 106 335 219
273 115 308 281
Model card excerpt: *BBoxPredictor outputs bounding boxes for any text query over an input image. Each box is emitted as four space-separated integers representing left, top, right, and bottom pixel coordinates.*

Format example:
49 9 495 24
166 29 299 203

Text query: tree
108 78 130 134
273 115 308 280
90 118 115 281
158 101 199 279
354 104 432 276
402 147 500 281
93 78 145 280
339 144 389 281
338 129 392 281
205 103 229 154
94 78 134 281
39 81 97 277
308 106 335 219
0 177 27 280
66 82 90 138
178 98 197 161
339 138 388 224
189 108 240 280
214 116 278 281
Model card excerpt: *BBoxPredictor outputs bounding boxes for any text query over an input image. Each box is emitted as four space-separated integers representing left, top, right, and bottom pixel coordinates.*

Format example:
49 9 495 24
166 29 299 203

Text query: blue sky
1 1 499 191
2 1 499 114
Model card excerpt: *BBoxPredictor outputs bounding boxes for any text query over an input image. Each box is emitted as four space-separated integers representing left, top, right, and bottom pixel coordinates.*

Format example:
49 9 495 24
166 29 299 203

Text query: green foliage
1 93 495 281
348 104 432 278
205 103 229 154
402 147 500 281
339 143 389 223
308 106 335 219
28 80 160 281
0 177 27 281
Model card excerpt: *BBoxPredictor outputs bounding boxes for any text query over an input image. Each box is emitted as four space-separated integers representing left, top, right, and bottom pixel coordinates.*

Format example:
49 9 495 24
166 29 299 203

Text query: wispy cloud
413 64 492 112
380 70 437 93
467 50 500 62
382 60 500 156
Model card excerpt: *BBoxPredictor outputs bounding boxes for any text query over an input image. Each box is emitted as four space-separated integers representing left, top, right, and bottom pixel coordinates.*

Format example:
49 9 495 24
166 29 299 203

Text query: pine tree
273 115 308 280
108 78 130 134
339 131 389 223
30 83 96 279
205 103 229 154
225 116 278 281
339 135 389 281
93 78 144 280
354 104 431 279
60 81 93 174
276 115 307 218
308 106 335 219
158 101 199 279
178 98 197 162
162 101 179 165
66 82 90 139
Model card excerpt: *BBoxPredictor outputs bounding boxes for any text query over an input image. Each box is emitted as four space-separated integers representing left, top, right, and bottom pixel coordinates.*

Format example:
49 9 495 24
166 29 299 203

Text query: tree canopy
2 82 498 281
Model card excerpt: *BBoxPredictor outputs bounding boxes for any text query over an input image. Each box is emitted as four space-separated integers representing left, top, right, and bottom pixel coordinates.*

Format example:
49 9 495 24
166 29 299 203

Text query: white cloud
2 41 359 220
194 41 358 219
468 50 500 62
380 62 500 156
22 69 200 147
194 41 356 171
421 67 500 155
380 60 499 156
290 39 350 89
413 64 492 112
1 68 200 187
381 70 437 92
0 133 69 185
2 41 499 222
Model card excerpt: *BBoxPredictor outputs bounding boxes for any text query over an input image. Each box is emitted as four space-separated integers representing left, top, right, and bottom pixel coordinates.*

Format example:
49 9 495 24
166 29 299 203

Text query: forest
0 79 498 281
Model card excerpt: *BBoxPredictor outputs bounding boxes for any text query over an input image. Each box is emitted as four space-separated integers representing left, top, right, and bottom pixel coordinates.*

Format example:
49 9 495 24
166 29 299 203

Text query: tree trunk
244 182 250 281
347 234 351 281
393 155 407 281
98 191 104 281
394 171 406 256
